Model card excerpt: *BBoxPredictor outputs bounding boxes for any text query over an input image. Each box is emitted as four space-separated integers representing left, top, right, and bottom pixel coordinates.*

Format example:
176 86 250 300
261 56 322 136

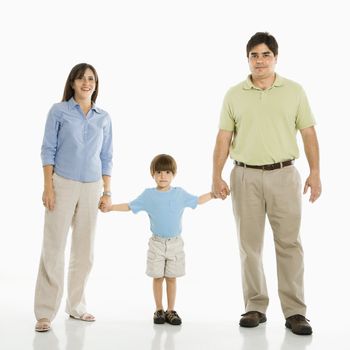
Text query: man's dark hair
246 32 278 57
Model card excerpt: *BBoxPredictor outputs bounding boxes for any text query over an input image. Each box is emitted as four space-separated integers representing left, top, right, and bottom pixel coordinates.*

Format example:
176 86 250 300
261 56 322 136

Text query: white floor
3 269 347 350
2 310 345 350
30 320 313 350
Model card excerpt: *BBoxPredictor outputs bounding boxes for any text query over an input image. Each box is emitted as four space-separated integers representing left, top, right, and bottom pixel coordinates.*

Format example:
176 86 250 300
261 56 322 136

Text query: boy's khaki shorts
146 235 185 278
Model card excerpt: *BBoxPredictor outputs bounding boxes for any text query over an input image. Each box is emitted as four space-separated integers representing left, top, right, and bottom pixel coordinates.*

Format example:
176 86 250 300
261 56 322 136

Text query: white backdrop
0 0 348 327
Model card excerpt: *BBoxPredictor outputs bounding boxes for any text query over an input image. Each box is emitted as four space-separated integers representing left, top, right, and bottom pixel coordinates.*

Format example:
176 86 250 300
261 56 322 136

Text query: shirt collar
68 97 102 114
243 73 284 90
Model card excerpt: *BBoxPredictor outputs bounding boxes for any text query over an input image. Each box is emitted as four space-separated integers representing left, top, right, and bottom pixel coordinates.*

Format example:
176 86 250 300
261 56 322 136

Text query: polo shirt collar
68 97 102 113
243 73 284 90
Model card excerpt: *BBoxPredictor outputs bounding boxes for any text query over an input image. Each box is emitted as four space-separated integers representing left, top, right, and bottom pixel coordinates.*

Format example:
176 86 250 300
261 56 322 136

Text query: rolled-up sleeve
41 105 61 166
100 114 113 176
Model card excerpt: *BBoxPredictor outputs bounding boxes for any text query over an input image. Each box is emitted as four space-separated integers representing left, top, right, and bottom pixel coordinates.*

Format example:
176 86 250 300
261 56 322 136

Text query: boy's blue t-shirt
129 187 198 237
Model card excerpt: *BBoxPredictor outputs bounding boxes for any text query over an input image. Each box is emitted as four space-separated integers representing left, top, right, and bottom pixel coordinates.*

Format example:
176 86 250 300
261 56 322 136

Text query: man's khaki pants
34 173 102 321
230 165 306 318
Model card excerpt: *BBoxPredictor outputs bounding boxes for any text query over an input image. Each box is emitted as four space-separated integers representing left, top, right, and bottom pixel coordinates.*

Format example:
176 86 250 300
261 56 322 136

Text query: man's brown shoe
285 314 312 335
239 311 267 327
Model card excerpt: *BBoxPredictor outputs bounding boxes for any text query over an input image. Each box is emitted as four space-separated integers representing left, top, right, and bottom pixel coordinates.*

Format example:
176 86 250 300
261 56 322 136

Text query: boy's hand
99 204 105 212
99 203 111 212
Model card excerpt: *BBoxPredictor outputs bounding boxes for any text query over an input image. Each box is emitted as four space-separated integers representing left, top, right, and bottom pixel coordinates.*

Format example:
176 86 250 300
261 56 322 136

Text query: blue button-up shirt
41 98 113 182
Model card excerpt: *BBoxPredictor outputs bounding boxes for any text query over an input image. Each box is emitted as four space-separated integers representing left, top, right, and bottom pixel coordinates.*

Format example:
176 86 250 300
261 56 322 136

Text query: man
212 32 321 335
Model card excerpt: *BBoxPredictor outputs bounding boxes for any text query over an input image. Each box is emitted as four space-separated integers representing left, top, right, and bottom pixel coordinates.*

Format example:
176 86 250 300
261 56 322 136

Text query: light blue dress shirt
41 98 113 182
129 187 198 237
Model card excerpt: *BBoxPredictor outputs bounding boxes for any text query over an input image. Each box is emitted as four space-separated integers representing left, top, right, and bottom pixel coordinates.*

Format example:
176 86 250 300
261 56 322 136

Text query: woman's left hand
99 195 112 212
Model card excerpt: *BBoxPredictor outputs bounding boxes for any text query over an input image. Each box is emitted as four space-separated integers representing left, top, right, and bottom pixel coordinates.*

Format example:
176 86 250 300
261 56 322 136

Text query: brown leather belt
235 160 293 170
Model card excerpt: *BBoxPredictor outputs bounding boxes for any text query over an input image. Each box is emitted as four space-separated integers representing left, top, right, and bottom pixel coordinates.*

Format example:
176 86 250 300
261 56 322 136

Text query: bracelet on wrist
103 191 112 197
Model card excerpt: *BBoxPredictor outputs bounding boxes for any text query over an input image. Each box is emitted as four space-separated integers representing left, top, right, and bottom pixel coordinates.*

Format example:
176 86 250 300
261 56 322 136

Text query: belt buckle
268 163 278 170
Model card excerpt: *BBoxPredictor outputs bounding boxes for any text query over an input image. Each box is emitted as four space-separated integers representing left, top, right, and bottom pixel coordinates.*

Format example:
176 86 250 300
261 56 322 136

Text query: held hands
99 195 112 212
303 172 322 203
212 178 230 200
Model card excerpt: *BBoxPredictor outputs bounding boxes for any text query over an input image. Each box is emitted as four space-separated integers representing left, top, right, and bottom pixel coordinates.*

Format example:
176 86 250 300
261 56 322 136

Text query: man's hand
303 172 321 203
212 178 230 200
212 129 233 200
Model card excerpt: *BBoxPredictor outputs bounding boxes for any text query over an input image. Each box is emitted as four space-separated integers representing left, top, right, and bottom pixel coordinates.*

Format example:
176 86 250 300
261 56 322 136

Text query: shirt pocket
168 200 178 213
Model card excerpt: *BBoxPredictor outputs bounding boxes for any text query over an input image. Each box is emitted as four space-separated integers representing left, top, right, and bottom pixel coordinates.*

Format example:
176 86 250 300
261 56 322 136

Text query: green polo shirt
219 74 316 165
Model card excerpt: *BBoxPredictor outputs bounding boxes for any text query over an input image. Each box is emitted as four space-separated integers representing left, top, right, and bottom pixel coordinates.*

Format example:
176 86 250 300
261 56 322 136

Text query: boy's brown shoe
239 311 267 327
165 310 182 325
285 314 313 335
153 310 165 324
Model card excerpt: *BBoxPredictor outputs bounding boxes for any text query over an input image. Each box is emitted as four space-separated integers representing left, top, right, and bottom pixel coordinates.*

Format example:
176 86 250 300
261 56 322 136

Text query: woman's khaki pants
34 174 102 321
230 165 307 318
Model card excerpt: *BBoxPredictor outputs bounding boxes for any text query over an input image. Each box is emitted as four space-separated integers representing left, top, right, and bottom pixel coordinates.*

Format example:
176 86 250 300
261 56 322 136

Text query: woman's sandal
35 318 51 332
69 313 96 322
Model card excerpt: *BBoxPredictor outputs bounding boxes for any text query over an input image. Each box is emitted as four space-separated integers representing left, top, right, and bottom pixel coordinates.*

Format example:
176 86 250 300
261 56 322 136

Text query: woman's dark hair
246 32 278 57
150 154 177 176
62 63 99 102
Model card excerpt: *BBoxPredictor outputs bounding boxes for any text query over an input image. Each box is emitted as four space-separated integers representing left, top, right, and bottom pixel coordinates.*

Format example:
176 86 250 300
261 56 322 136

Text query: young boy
102 154 214 325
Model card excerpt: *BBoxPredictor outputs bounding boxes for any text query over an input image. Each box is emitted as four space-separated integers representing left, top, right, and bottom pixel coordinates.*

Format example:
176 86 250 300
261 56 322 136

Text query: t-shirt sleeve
296 87 316 130
129 190 148 214
219 89 235 131
179 188 198 209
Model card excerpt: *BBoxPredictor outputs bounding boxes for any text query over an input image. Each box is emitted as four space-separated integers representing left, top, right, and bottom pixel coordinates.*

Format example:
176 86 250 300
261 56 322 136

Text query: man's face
248 43 277 79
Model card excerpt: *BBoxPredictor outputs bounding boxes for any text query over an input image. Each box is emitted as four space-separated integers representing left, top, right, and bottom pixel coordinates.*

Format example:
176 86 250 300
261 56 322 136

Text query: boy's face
153 170 174 191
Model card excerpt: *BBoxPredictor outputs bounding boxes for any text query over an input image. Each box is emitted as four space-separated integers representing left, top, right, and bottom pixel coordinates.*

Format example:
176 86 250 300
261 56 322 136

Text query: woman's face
72 68 96 102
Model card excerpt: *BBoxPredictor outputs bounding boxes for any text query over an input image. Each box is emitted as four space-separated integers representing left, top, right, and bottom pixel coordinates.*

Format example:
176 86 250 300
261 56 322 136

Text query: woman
34 63 113 332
